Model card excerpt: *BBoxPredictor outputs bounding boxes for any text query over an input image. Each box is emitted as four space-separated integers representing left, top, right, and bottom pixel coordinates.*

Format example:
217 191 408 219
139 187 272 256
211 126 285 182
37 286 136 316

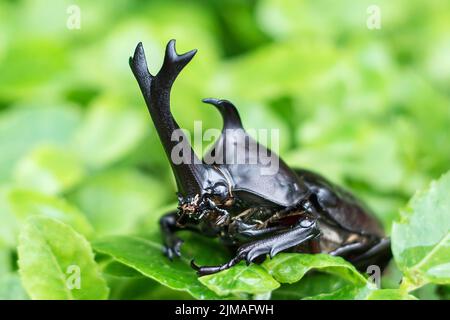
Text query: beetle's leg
262 196 315 228
350 237 392 270
191 220 320 276
238 219 320 261
330 237 392 271
329 241 371 258
230 219 286 241
205 198 230 225
352 237 390 262
159 211 184 260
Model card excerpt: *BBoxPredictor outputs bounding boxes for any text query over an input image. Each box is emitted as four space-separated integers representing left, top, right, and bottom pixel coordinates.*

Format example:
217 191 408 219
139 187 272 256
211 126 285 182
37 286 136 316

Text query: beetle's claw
190 260 214 276
246 249 265 264
190 259 200 270
163 246 174 261
269 244 283 258
163 238 184 260
174 239 183 256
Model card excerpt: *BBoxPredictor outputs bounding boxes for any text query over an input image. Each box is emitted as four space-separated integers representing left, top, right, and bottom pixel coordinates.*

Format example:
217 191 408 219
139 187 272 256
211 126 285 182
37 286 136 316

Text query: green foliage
262 253 368 285
199 263 280 296
17 216 109 299
0 274 28 300
13 145 86 195
0 0 449 300
365 289 417 300
8 189 94 238
92 234 228 299
69 169 168 235
0 104 81 181
392 172 450 291
73 95 148 169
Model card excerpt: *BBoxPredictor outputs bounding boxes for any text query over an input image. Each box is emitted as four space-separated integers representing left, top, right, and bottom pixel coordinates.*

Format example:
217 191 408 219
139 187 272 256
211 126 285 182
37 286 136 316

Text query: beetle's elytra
130 40 391 276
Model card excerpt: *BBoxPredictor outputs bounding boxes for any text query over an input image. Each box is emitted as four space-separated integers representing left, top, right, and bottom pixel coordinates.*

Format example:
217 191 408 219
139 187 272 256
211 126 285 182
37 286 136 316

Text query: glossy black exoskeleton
130 40 392 276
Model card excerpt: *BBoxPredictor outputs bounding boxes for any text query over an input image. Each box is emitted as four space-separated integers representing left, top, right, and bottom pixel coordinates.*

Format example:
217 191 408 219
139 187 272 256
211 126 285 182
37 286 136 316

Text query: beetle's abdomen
295 169 384 237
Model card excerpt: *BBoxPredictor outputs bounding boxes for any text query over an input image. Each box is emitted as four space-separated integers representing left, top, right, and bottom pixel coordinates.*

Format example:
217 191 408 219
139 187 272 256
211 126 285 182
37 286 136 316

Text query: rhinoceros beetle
129 40 392 276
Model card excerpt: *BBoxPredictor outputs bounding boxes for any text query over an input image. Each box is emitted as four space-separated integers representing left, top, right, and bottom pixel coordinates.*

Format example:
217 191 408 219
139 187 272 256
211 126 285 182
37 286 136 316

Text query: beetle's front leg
159 211 185 260
229 219 286 242
205 198 230 225
191 219 320 276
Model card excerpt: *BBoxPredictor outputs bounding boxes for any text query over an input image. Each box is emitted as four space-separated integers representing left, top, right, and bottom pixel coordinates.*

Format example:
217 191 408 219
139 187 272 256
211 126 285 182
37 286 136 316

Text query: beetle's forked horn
130 40 197 100
129 40 206 196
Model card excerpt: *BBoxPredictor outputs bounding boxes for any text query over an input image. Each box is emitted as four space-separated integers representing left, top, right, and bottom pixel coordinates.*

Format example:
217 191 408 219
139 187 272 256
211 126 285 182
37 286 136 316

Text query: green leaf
93 234 228 299
410 284 441 300
69 169 167 235
0 104 81 180
271 273 349 300
17 216 109 299
73 95 147 169
8 189 94 238
102 260 143 278
303 285 369 300
214 41 335 103
106 277 192 300
0 186 19 247
380 260 404 289
199 262 280 296
392 172 450 291
302 286 416 300
0 40 68 100
136 203 178 234
0 274 28 300
13 144 85 195
0 249 11 274
436 285 450 300
263 253 370 286
365 289 417 300
288 124 408 194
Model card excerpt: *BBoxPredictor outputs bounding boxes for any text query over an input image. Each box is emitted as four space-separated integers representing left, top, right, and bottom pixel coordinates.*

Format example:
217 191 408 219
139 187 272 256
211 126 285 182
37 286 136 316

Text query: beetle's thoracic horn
130 40 206 196
202 98 243 129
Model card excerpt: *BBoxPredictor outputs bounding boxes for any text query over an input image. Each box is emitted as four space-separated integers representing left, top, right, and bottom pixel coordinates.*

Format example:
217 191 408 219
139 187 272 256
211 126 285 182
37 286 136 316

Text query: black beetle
130 40 391 276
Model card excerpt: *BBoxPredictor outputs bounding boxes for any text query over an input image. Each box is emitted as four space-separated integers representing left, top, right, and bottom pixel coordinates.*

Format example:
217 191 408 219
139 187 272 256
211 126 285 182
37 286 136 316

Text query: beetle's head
176 167 236 225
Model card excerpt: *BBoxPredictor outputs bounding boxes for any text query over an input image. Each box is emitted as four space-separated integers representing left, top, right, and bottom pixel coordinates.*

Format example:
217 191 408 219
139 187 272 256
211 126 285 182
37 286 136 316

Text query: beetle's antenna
130 40 207 197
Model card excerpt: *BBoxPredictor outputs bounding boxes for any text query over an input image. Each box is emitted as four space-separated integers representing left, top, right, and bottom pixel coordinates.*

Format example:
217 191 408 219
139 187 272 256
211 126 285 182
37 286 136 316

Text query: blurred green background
0 0 449 299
